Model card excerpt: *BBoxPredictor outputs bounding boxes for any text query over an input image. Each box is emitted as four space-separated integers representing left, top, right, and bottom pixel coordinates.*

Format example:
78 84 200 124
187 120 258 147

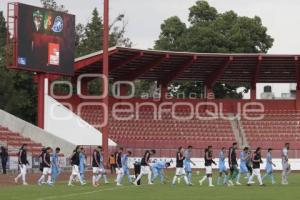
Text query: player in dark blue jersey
199 146 216 187
134 149 156 185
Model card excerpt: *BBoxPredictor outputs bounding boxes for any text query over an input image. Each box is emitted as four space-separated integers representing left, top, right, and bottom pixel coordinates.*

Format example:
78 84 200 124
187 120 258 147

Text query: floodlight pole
102 0 109 165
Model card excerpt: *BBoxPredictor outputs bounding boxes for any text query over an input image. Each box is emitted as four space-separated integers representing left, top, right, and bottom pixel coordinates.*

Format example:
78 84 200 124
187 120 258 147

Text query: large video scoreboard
15 3 75 75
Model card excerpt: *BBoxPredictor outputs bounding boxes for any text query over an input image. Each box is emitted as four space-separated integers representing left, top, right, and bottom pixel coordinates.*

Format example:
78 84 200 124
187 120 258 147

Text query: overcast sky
1 0 298 97
1 0 300 53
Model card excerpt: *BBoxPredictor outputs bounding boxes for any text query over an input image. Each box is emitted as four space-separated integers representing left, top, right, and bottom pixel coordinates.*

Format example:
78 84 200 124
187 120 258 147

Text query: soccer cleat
68 183 74 186
133 181 138 186
199 180 203 186
260 184 266 187
225 183 232 187
116 183 123 186
235 182 242 185
148 182 154 185
228 180 234 186
23 182 28 186
209 184 215 187
81 182 87 186
248 181 255 184
37 181 42 186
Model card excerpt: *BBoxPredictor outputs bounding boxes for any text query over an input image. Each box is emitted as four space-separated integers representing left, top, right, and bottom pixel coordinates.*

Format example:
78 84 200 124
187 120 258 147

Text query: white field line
36 185 147 200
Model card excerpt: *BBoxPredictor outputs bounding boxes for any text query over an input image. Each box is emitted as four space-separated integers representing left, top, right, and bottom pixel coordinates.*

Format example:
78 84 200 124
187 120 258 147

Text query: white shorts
19 164 27 174
205 166 212 174
116 168 124 175
282 162 291 172
93 167 100 174
252 168 261 176
72 165 80 175
99 167 106 174
42 167 52 175
140 166 151 175
175 168 186 176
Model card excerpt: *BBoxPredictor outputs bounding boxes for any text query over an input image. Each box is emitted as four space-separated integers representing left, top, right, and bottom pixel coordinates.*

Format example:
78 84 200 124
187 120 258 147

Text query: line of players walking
13 142 292 187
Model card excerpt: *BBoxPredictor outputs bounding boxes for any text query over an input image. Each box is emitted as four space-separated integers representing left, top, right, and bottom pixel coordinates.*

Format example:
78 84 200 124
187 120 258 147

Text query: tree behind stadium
0 11 37 123
154 0 274 98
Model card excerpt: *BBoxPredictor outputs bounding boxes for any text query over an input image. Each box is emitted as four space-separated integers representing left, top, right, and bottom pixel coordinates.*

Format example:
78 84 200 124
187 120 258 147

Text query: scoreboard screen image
16 3 75 75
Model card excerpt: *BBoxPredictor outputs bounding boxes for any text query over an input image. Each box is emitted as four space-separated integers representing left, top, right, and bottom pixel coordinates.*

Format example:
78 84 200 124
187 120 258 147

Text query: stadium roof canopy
74 47 300 87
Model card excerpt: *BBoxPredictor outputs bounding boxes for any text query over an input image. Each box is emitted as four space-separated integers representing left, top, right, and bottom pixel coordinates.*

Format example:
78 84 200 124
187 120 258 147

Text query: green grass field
0 172 299 200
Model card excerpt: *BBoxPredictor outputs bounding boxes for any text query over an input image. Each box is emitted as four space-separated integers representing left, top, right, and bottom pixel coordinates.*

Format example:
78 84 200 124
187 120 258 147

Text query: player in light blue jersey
97 147 109 184
236 147 249 185
79 148 86 182
262 148 276 184
117 151 132 186
217 147 229 185
51 147 61 184
151 160 171 183
184 146 195 185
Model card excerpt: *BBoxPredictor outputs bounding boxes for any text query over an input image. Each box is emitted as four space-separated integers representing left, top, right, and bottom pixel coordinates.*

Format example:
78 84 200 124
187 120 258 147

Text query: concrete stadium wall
0 109 76 156
44 95 116 146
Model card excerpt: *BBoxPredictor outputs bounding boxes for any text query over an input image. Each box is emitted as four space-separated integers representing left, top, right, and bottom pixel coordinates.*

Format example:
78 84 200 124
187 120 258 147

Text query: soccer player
172 147 190 186
151 160 171 184
262 148 276 184
133 149 156 185
236 147 249 185
281 143 291 185
92 146 101 187
247 147 264 186
38 147 53 186
14 144 29 185
184 145 196 185
217 147 229 185
39 148 46 175
199 146 216 187
117 150 132 186
97 146 109 184
246 150 253 177
115 147 124 184
68 146 85 186
51 147 61 184
228 142 239 185
79 147 86 182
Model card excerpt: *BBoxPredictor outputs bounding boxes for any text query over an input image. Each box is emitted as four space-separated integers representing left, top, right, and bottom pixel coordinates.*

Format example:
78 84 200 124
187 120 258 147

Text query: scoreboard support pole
37 73 46 129
102 0 109 164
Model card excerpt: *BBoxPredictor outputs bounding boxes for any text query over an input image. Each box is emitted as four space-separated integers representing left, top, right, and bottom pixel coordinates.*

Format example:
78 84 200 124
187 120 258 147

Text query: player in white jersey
281 143 291 185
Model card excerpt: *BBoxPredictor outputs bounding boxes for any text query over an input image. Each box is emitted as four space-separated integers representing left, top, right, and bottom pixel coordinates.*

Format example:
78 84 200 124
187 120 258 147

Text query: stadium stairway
0 109 76 156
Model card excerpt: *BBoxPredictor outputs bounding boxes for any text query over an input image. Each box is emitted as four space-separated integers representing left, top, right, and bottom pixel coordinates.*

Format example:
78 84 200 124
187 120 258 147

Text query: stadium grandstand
1 46 300 165
42 47 300 159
